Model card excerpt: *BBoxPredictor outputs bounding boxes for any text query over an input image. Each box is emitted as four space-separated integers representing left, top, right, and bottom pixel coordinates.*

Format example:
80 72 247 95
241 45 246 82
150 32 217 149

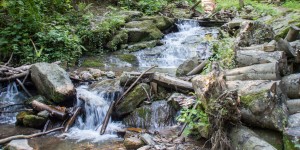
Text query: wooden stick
190 0 202 10
4 53 13 66
0 127 63 144
187 59 209 76
16 78 32 97
64 107 81 132
43 120 51 132
22 71 30 84
32 100 66 120
100 66 157 135
100 101 115 135
0 109 32 113
0 103 24 109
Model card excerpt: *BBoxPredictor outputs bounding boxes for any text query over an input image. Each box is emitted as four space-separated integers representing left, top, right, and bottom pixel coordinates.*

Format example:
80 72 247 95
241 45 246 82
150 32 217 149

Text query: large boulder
236 21 275 47
22 114 47 128
229 126 277 150
116 10 143 22
176 57 201 76
30 63 75 103
123 100 176 128
106 30 128 51
115 83 150 116
136 16 174 31
124 20 163 43
4 139 33 150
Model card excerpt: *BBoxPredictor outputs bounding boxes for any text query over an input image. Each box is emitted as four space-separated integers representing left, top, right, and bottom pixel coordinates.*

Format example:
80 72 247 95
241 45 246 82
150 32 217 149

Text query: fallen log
225 62 280 81
100 101 115 135
282 73 300 99
285 25 300 42
227 80 288 131
119 72 154 86
186 59 209 76
31 100 66 120
153 73 193 92
276 38 296 58
0 71 28 82
287 99 300 115
238 42 276 52
236 50 287 75
0 127 63 145
64 107 81 132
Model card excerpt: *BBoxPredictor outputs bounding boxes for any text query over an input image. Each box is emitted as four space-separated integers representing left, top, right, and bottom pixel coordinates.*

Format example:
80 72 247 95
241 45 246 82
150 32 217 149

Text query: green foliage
177 99 209 136
0 0 91 64
211 38 235 69
282 0 300 11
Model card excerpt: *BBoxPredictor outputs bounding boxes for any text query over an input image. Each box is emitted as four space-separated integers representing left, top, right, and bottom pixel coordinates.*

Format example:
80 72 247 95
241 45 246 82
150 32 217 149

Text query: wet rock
176 57 201 77
90 79 121 97
106 30 128 51
127 40 159 52
229 126 276 150
116 54 138 65
37 110 50 118
24 95 53 106
236 21 275 47
116 83 150 116
283 127 300 150
123 137 145 150
23 114 47 128
16 111 34 126
30 63 75 103
4 139 33 150
154 86 170 100
137 145 151 150
288 113 300 128
136 16 174 31
106 71 115 78
252 128 283 150
124 20 163 43
79 71 93 81
123 100 176 128
167 93 195 110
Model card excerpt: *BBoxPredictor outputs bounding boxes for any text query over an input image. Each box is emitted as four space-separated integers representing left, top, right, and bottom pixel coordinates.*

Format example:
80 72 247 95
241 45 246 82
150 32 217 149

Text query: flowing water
0 20 217 146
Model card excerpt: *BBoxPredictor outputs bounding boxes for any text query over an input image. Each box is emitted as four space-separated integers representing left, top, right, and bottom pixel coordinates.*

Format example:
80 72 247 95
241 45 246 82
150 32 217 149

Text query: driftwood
285 25 300 42
153 73 193 92
236 50 287 75
282 73 300 99
186 59 209 76
32 100 66 120
226 80 287 131
225 62 280 81
0 127 63 145
100 66 157 135
64 107 81 132
287 99 300 115
276 38 296 58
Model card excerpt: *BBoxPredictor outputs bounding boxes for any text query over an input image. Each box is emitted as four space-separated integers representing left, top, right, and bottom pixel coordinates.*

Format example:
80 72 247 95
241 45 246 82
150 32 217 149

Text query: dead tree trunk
226 80 287 131
236 50 287 75
153 73 193 92
287 99 300 115
282 73 300 99
276 38 296 58
225 62 281 81
285 25 300 42
32 100 66 120
119 72 154 86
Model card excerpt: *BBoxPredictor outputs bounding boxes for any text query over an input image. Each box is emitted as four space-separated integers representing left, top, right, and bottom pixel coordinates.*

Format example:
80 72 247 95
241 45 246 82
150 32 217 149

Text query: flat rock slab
4 139 33 150
31 63 75 103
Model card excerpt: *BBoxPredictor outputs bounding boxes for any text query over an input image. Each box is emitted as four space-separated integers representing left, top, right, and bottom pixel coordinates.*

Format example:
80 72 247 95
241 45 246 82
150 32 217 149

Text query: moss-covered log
282 73 300 99
236 50 287 75
225 63 281 81
227 80 288 131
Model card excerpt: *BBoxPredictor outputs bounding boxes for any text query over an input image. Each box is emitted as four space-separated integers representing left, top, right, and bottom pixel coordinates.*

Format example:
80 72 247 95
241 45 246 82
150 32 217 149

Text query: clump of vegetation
282 0 300 11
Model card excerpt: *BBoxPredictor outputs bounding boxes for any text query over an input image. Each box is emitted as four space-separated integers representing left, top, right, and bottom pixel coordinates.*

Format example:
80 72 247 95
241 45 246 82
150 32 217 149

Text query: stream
0 20 218 149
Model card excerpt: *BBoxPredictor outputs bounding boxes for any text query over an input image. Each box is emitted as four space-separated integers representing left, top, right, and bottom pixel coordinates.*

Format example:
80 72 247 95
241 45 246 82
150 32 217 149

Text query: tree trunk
153 73 193 93
276 38 296 58
226 80 288 131
225 63 281 81
236 50 287 75
282 73 300 99
285 25 300 42
229 126 276 150
31 100 66 120
287 99 300 115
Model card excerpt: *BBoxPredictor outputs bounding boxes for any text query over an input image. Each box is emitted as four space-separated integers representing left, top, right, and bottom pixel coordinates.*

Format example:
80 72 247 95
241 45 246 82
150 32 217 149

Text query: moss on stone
23 115 47 128
81 59 104 67
240 91 266 108
16 111 33 126
106 30 128 51
116 54 138 64
283 134 298 150
127 40 158 52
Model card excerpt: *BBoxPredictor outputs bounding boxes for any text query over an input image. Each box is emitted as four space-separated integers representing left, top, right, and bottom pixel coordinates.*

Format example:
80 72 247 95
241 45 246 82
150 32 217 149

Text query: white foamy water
134 19 218 68
61 85 124 142
0 82 27 124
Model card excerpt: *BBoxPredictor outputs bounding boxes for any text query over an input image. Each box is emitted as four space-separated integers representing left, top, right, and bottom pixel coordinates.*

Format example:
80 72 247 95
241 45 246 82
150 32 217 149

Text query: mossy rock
123 105 152 128
171 8 192 19
137 16 174 31
23 115 47 128
106 30 128 51
116 54 138 65
116 10 143 22
81 59 104 67
154 86 170 100
283 127 300 150
16 111 34 126
127 40 158 52
252 128 283 150
24 95 53 106
115 83 150 116
124 20 163 43
176 57 201 77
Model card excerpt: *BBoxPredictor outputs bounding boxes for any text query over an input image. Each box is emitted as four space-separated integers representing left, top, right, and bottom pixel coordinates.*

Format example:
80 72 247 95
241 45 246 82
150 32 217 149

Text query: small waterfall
134 19 218 69
61 85 123 142
0 82 27 124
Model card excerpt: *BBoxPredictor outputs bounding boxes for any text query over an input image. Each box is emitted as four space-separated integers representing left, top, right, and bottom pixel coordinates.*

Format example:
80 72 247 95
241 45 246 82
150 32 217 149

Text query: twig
16 78 32 97
43 120 51 132
22 71 30 84
0 109 33 113
190 0 202 11
0 103 24 109
64 107 81 132
0 127 63 144
4 53 13 66
0 71 28 82
142 86 151 102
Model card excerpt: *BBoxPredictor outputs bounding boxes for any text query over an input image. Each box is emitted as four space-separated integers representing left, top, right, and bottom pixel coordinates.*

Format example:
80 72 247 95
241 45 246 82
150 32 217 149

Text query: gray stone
140 133 156 145
80 71 93 81
89 79 121 100
136 16 174 31
127 40 158 52
176 57 201 76
30 63 75 103
288 113 300 128
37 110 49 118
106 71 115 78
88 68 102 78
4 139 33 150
123 137 145 150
